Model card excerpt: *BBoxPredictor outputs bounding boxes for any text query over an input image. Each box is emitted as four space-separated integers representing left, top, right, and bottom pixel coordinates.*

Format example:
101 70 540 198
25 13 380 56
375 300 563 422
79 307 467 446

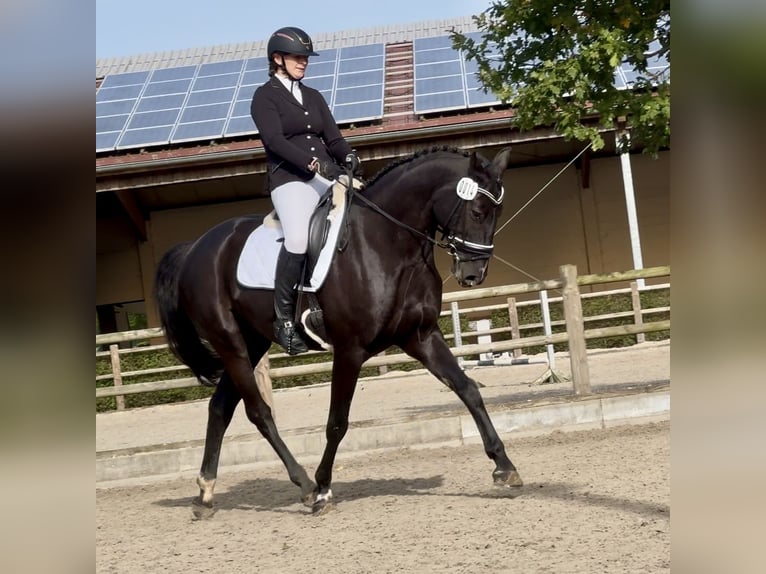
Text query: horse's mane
365 145 472 188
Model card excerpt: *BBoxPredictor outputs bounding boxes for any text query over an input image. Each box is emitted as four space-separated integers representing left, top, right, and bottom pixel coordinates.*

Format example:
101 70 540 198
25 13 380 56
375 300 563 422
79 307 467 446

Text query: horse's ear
491 147 513 175
468 151 484 173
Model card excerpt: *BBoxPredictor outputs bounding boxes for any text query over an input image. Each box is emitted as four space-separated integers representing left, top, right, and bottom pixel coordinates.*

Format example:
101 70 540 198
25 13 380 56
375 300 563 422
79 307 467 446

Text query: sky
96 0 493 59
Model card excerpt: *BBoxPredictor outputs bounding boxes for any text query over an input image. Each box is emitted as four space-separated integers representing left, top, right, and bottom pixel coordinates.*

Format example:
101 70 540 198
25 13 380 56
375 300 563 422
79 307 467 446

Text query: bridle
440 177 504 262
348 174 504 262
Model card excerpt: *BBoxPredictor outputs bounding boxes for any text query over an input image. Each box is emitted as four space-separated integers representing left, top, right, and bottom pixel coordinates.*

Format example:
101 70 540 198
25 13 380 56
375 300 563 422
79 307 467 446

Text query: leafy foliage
451 0 670 154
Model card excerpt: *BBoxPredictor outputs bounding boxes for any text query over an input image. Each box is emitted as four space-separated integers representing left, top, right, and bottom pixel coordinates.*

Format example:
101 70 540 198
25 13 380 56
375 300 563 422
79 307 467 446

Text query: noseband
440 177 504 263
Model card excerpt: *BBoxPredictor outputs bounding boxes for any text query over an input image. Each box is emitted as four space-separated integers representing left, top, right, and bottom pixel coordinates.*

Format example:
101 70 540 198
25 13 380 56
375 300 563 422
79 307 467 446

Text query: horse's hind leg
193 337 277 518
209 327 316 506
193 372 241 520
402 327 523 488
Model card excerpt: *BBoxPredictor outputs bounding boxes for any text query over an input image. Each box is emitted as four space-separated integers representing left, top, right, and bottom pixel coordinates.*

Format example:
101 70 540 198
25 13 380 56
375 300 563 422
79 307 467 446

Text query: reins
348 186 449 250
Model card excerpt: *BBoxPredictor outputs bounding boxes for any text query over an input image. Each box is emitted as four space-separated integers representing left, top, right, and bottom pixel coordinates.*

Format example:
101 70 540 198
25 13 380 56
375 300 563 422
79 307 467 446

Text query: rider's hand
317 161 344 180
344 152 362 176
315 159 344 181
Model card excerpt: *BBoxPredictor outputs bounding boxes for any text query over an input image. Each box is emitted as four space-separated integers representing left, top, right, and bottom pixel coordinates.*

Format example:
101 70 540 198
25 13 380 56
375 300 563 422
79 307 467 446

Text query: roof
94 14 617 220
96 16 479 78
95 13 651 186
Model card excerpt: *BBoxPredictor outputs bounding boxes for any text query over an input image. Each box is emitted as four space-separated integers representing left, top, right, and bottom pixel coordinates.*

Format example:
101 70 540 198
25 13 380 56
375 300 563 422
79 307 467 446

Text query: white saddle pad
236 181 350 292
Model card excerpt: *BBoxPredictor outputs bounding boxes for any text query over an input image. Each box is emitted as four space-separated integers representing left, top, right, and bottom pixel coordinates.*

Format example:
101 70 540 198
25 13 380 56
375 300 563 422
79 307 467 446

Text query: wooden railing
96 265 670 407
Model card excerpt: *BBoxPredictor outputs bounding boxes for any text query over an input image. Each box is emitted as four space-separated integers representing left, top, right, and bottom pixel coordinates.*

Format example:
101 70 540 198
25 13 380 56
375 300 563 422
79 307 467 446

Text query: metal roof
96 16 479 78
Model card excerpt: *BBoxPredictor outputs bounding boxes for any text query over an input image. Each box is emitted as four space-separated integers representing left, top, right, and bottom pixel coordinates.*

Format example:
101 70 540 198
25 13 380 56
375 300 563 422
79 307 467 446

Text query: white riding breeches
271 174 333 254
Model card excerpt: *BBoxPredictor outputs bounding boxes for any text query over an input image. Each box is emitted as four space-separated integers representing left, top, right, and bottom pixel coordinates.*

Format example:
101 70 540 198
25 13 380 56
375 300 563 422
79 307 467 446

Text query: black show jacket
251 76 352 192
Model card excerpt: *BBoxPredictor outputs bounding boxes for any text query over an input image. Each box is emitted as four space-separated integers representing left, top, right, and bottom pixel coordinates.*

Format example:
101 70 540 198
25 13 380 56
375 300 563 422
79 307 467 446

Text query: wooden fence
96 264 670 407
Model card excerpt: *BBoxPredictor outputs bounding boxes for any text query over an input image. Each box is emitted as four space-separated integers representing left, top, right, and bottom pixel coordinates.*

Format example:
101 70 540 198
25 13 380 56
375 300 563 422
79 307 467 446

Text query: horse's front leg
312 349 367 515
402 327 523 488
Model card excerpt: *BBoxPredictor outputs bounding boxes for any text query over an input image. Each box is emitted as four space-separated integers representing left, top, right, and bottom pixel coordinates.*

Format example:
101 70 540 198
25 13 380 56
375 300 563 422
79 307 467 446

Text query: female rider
251 26 360 355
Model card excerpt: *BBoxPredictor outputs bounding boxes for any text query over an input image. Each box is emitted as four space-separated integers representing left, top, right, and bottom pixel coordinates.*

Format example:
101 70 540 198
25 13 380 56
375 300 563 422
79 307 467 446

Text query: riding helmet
267 27 319 58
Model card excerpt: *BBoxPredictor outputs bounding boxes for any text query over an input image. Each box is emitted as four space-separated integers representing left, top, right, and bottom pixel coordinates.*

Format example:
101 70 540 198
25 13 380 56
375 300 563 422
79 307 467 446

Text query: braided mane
365 145 471 188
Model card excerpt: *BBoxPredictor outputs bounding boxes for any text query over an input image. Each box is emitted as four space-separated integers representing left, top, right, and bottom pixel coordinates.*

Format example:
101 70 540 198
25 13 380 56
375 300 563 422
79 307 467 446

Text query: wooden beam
560 264 591 395
115 190 146 240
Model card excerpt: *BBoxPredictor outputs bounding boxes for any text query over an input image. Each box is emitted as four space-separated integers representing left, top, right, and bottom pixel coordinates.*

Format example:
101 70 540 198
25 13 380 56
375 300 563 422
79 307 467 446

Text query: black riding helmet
267 27 319 59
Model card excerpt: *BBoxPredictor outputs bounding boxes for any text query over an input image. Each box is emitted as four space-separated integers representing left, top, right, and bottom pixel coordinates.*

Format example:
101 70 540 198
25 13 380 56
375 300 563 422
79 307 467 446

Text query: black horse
154 145 523 516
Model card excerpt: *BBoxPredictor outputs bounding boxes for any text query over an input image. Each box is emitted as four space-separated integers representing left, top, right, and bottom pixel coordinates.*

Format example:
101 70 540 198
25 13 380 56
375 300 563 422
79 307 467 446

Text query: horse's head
437 147 513 287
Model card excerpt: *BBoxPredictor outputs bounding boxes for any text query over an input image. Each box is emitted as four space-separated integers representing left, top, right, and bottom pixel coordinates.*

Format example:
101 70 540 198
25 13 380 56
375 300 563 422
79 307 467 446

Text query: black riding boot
273 246 309 355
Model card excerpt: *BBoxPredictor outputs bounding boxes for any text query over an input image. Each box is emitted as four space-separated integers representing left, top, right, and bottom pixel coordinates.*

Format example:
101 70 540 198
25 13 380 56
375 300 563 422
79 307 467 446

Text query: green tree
451 0 670 154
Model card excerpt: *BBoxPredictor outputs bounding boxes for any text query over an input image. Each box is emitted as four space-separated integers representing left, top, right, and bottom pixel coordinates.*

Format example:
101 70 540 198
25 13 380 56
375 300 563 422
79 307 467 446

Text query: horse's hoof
311 488 334 515
191 498 217 520
493 469 523 488
302 490 317 508
311 499 334 516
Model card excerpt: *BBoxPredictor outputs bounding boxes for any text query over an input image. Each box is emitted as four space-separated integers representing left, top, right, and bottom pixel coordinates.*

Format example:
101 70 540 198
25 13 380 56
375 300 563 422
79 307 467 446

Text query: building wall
96 247 143 306
96 151 669 327
446 150 670 292
628 152 671 268
96 197 273 324
149 197 274 261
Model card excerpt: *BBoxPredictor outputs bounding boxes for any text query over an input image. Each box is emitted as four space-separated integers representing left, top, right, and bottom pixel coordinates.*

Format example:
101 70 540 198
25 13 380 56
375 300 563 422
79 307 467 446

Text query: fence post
530 290 567 385
109 344 125 411
560 264 591 394
475 319 493 362
506 297 522 358
539 290 557 370
377 352 389 376
450 301 464 368
630 281 646 344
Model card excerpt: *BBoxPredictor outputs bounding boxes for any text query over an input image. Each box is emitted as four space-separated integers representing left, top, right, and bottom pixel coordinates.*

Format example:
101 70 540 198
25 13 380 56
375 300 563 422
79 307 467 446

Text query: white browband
456 177 504 205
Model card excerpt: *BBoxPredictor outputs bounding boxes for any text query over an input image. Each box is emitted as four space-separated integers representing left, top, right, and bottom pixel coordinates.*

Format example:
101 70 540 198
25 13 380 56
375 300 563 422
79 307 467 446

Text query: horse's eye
470 208 483 221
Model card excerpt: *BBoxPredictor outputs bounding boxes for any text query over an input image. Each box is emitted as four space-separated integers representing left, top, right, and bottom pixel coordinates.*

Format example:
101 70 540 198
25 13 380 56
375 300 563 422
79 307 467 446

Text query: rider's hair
268 57 280 77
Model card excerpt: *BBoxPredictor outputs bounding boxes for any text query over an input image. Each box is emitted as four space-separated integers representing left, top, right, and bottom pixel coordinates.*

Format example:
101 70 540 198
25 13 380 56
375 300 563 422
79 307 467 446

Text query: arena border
96 385 669 488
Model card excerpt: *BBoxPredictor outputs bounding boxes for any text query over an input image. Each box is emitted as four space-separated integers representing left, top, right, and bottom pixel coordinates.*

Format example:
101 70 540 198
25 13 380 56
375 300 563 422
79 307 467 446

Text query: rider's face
279 53 308 80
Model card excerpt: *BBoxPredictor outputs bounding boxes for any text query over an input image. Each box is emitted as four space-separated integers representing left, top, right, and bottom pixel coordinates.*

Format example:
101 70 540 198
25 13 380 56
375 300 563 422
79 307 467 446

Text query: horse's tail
154 242 222 386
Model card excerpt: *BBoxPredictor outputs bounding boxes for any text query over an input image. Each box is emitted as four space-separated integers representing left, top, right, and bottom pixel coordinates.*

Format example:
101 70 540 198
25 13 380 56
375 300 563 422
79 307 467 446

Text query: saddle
296 175 363 350
306 187 341 279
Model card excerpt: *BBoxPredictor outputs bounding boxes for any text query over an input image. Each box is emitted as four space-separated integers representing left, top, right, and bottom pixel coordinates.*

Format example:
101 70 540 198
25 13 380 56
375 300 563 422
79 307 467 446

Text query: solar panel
615 40 669 90
109 65 194 151
150 65 197 82
117 126 173 149
413 33 503 115
170 60 244 144
96 132 121 151
97 44 386 153
224 58 268 138
330 44 384 123
96 70 149 153
414 35 454 51
413 39 467 114
303 47 337 108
